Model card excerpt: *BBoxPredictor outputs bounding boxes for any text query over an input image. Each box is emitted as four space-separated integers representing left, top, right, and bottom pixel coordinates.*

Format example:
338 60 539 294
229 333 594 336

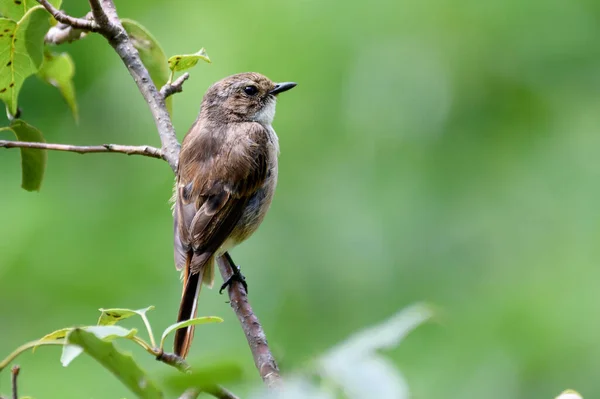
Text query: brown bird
172 72 296 358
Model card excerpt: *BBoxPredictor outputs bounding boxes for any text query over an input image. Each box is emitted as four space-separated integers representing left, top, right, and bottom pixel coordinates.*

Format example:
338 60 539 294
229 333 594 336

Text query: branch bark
217 254 282 388
0 141 162 159
90 0 180 172
161 73 190 98
36 0 99 31
11 365 19 399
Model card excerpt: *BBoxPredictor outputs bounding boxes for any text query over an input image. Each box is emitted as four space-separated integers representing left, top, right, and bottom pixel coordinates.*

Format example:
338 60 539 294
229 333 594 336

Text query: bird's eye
244 85 258 96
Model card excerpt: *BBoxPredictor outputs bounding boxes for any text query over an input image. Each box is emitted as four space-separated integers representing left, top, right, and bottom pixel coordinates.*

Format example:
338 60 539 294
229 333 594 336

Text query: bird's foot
219 264 248 295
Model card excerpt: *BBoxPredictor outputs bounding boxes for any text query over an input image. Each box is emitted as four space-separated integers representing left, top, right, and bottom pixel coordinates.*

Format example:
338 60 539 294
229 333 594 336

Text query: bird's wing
174 122 270 274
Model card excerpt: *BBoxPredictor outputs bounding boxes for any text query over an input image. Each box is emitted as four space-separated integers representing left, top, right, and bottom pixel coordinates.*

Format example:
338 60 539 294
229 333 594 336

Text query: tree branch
36 0 99 31
88 0 180 172
217 254 282 388
155 350 191 373
0 141 162 159
161 73 190 98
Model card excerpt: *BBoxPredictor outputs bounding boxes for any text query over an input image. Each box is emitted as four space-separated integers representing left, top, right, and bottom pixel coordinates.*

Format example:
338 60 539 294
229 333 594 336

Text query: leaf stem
140 314 157 349
131 336 155 354
0 340 64 372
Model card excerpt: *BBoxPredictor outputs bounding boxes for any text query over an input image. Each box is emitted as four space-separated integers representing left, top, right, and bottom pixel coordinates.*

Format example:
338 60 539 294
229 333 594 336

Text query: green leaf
0 120 47 191
66 328 163 399
0 6 50 116
121 19 172 113
97 306 154 326
32 327 70 352
60 325 138 366
60 343 83 367
37 51 78 122
84 325 138 340
160 316 223 349
0 0 61 22
168 48 210 73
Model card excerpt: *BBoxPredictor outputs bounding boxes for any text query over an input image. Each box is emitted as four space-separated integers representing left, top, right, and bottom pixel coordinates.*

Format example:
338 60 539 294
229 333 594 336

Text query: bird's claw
219 264 248 294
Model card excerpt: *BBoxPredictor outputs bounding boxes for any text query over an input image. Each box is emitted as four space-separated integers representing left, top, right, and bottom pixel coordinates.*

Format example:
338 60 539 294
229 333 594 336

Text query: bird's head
200 72 296 125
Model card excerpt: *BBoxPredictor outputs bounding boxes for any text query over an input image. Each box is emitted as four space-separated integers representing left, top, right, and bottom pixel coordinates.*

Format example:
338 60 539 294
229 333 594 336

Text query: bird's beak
270 82 297 95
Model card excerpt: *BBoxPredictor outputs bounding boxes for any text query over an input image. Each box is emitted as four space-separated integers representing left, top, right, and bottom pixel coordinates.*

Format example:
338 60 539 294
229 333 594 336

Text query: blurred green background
2 0 600 397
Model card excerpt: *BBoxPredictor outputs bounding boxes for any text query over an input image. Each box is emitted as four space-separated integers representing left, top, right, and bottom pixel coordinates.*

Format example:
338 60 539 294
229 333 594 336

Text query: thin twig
0 141 162 159
155 350 191 373
90 0 180 171
11 365 19 399
161 73 190 99
1 340 65 372
36 0 99 31
217 254 282 388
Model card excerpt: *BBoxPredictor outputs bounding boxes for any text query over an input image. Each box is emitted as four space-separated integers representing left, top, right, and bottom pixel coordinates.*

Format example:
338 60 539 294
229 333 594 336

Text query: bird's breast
222 128 279 251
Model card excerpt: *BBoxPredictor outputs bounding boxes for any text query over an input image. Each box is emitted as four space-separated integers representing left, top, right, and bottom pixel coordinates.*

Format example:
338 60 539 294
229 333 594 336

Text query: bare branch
0 141 162 159
90 0 180 172
36 0 99 31
217 254 282 388
161 73 190 99
11 365 19 399
88 0 117 35
155 350 191 373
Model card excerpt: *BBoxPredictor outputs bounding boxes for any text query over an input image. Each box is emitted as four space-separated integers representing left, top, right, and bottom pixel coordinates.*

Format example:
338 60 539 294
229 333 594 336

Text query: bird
172 72 296 358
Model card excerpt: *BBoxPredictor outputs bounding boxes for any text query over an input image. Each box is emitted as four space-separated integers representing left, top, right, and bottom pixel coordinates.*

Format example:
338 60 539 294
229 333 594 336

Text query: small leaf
97 306 154 326
37 51 78 122
0 120 47 191
60 326 138 367
0 6 50 116
67 328 163 399
33 327 70 352
168 48 210 73
85 325 138 340
160 316 223 349
0 0 61 22
60 343 83 367
121 19 172 113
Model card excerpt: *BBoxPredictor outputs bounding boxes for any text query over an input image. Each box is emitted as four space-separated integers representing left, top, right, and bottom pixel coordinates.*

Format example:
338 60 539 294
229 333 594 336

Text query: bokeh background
2 0 600 397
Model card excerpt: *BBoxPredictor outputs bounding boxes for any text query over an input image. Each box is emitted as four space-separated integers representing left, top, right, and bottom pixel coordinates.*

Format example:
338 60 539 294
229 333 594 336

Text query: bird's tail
173 255 215 358
174 268 202 358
